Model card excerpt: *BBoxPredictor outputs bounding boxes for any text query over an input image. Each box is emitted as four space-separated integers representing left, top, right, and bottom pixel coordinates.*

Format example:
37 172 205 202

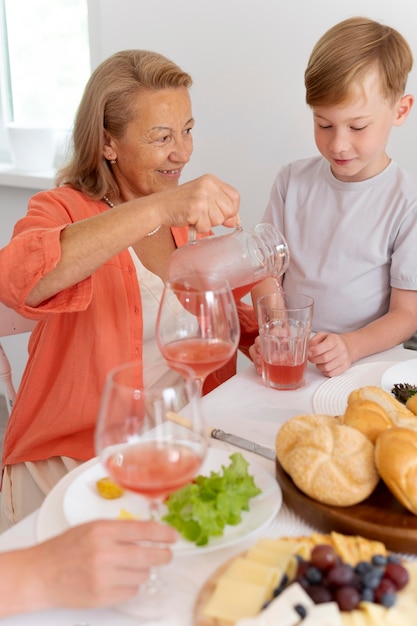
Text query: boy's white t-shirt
263 157 417 333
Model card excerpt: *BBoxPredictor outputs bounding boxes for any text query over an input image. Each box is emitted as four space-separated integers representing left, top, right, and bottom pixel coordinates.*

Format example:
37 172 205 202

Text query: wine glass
95 360 207 622
156 274 241 395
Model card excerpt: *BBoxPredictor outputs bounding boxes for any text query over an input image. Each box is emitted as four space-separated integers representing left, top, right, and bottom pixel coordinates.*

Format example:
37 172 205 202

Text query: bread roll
276 414 379 506
348 386 417 429
343 399 393 443
375 427 417 515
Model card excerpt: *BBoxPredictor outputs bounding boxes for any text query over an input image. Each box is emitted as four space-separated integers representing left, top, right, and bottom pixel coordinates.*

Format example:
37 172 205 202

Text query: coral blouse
0 186 257 468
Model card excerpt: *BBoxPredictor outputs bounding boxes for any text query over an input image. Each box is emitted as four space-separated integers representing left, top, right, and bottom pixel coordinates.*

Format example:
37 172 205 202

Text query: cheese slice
203 578 267 622
222 557 282 597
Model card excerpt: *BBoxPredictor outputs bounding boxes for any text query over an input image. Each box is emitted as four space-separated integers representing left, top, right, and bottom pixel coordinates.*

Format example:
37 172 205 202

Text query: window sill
0 163 55 190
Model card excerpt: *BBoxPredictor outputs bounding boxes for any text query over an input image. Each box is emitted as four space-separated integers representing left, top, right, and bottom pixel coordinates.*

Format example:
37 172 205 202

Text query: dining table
0 344 416 626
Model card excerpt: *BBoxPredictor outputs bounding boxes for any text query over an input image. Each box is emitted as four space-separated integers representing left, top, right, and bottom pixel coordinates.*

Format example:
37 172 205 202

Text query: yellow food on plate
96 476 125 499
117 508 140 520
275 414 379 506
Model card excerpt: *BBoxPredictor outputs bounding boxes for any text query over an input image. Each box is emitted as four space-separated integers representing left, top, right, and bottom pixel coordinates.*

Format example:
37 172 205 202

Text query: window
0 0 90 162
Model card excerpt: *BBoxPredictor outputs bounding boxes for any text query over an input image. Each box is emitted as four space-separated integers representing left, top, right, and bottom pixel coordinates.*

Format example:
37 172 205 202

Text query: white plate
381 359 417 394
312 361 397 416
37 447 282 555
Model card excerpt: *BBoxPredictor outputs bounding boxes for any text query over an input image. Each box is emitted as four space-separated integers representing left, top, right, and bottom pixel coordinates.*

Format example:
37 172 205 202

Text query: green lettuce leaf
163 452 262 546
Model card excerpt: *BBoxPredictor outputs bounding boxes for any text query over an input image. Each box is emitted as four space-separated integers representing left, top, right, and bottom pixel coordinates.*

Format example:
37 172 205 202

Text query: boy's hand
308 332 352 377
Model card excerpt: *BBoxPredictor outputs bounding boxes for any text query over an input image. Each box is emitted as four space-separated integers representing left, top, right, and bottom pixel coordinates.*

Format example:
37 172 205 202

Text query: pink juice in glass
105 441 202 499
262 357 306 389
162 337 234 380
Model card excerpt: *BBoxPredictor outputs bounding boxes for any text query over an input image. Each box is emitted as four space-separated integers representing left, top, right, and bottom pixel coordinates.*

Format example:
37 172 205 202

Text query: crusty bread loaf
342 399 393 443
375 427 417 515
276 414 379 506
347 386 417 430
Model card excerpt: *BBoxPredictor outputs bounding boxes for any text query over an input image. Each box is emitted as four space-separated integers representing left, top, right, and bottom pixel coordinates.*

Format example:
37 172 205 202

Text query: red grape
310 544 339 570
334 586 361 611
384 562 409 590
306 585 333 604
374 578 397 605
326 563 355 587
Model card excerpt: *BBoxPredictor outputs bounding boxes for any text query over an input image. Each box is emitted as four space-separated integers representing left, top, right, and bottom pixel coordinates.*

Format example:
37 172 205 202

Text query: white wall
88 0 417 228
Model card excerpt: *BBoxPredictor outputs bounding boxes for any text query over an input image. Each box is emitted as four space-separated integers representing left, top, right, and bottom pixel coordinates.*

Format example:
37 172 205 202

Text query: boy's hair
305 17 413 107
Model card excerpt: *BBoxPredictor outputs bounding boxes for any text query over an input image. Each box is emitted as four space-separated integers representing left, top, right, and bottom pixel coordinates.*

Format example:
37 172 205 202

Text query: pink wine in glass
162 337 234 381
105 441 202 500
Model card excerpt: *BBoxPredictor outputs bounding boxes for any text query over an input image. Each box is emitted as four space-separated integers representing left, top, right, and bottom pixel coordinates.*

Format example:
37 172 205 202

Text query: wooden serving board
275 457 417 554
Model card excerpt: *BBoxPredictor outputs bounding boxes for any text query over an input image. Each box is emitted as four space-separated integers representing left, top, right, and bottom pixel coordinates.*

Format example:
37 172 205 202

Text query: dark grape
326 563 355 587
296 560 310 577
334 585 361 611
374 578 397 605
361 587 374 603
355 560 373 576
306 565 323 585
361 566 384 590
380 591 396 608
384 562 409 590
294 574 310 591
387 554 402 565
306 585 333 604
310 544 339 570
372 554 388 567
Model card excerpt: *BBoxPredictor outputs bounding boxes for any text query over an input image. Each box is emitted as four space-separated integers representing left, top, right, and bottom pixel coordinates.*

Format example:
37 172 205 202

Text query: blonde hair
56 49 193 199
305 17 413 107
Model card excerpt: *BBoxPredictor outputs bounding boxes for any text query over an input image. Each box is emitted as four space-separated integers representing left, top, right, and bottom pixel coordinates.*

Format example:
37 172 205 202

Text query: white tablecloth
0 346 415 625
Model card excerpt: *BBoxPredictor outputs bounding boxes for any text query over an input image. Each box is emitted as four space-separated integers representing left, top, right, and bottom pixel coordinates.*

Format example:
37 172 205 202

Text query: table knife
210 428 276 460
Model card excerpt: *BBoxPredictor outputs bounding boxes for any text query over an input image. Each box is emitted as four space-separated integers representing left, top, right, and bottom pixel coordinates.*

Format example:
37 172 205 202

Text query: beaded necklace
102 196 162 237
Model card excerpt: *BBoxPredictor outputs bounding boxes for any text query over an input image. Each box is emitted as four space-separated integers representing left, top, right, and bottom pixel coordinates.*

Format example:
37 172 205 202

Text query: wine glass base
116 570 196 624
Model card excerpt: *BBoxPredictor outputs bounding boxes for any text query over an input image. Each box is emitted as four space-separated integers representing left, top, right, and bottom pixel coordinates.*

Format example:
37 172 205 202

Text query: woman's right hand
158 174 240 232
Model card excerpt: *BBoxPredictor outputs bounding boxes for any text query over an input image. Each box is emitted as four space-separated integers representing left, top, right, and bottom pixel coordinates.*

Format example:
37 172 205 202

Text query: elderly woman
0 49 256 527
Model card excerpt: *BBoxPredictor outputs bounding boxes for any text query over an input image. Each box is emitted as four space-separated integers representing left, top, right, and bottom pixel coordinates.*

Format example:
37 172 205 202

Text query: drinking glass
95 361 207 621
258 292 314 390
156 274 240 395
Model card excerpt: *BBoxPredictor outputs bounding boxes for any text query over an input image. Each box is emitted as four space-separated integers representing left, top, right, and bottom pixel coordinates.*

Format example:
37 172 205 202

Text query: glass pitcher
168 223 289 300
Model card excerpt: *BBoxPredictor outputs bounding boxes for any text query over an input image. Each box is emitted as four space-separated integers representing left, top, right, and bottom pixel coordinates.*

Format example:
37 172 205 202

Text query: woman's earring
110 158 116 164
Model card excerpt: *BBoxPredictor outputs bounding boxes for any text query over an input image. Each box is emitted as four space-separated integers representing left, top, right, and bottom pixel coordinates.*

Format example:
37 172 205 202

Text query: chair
0 301 36 416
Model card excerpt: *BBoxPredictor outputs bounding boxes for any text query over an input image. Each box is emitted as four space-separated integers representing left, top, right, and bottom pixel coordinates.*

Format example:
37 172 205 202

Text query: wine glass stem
149 499 162 521
195 377 206 396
